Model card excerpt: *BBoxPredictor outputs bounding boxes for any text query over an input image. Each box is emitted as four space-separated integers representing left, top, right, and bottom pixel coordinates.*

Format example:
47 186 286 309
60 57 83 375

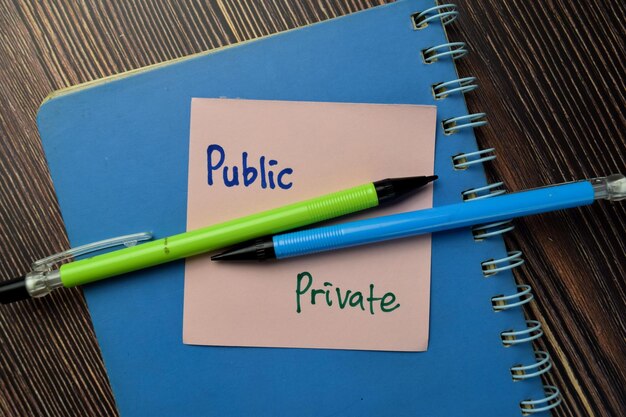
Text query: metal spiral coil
432 77 478 99
422 42 468 64
491 285 534 311
481 250 525 276
462 181 506 201
412 4 459 29
520 386 562 414
501 320 544 347
452 148 496 170
414 3 560 413
472 221 515 240
463 183 515 239
443 113 487 134
510 351 552 381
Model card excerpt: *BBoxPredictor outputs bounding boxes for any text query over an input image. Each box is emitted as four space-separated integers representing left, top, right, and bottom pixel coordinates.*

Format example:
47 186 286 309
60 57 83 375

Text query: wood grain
0 1 624 416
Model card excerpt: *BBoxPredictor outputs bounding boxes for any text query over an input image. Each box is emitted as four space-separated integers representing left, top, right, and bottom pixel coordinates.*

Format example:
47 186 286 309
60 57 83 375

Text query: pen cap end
0 276 30 304
592 174 626 201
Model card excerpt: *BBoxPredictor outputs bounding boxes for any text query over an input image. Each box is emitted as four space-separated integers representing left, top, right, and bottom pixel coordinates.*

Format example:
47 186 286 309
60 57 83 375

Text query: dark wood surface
0 1 624 416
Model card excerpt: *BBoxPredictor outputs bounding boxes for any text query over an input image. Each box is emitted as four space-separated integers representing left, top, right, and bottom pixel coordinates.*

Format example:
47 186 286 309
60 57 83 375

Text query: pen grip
275 225 347 258
304 185 378 223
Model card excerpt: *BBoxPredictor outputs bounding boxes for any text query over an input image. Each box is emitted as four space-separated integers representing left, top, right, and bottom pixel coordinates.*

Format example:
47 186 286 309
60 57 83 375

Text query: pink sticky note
183 98 436 351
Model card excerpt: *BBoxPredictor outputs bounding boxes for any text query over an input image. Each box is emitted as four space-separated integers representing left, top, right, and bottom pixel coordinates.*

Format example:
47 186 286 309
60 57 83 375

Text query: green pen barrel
59 183 378 287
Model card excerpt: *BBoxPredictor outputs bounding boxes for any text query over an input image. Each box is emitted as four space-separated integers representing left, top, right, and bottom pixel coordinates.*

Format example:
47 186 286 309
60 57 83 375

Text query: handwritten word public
207 144 293 189
295 272 400 315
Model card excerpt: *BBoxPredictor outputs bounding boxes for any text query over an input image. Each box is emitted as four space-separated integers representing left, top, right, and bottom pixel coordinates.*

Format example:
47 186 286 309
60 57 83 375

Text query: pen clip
31 232 153 272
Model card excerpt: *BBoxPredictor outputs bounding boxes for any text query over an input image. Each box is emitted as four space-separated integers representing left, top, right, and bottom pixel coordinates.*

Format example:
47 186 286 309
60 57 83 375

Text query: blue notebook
38 1 559 415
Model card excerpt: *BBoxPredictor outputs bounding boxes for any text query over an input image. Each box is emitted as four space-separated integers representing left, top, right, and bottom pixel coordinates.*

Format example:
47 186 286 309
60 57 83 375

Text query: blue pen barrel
273 181 595 259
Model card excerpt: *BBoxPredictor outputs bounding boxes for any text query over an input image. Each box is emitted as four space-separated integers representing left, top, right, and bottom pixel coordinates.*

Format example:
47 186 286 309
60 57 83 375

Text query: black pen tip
212 237 276 262
0 276 30 304
373 174 437 205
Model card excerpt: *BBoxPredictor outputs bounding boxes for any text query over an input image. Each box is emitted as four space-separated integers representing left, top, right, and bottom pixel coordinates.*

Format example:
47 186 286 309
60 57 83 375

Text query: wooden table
0 1 624 416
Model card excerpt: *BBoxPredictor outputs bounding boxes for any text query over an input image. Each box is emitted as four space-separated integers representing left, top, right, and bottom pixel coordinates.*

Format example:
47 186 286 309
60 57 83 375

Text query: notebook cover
38 0 546 415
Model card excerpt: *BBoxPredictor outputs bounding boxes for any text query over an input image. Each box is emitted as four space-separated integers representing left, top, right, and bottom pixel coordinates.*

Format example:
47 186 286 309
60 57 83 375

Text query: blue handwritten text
207 144 293 190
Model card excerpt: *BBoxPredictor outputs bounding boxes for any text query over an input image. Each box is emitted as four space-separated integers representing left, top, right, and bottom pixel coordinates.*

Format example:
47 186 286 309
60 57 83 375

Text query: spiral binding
482 251 525 276
422 41 468 63
511 351 553 381
491 285 534 311
452 148 496 170
443 113 487 134
521 386 563 415
501 320 544 347
472 220 515 240
412 4 459 28
463 183 515 239
432 77 478 99
462 182 506 201
416 3 561 414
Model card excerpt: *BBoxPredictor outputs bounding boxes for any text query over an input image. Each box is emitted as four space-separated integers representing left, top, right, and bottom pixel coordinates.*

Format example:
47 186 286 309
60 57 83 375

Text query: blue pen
212 174 625 261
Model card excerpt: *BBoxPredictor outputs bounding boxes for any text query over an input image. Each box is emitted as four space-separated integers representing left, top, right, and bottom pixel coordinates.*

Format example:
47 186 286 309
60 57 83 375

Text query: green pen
0 175 436 303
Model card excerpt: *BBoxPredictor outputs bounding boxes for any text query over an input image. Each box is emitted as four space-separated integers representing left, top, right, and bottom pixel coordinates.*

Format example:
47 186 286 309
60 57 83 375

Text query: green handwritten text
295 272 400 315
